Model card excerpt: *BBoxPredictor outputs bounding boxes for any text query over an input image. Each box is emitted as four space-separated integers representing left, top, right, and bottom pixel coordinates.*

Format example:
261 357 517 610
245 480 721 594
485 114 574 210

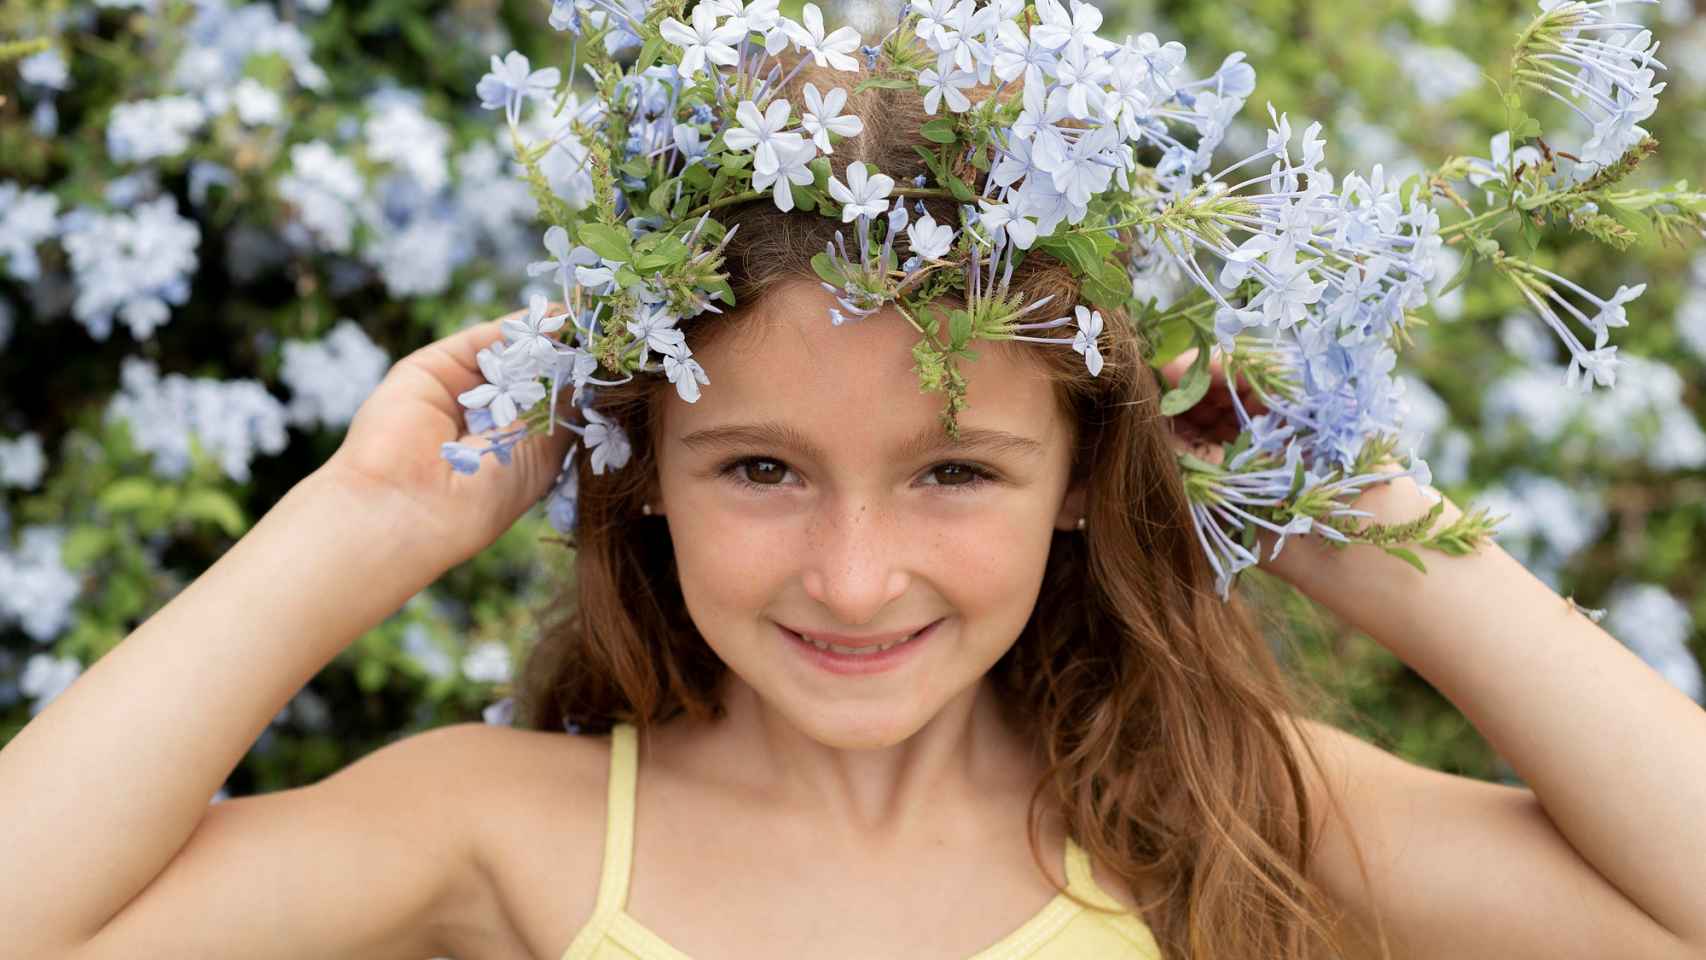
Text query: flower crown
446 0 1682 597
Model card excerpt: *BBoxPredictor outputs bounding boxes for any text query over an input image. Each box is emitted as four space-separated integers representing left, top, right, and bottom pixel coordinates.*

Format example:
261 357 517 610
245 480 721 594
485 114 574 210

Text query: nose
799 497 913 627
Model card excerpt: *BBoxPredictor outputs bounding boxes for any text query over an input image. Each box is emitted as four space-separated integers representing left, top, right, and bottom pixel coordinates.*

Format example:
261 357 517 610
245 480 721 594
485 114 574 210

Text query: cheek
942 504 1058 636
665 504 786 632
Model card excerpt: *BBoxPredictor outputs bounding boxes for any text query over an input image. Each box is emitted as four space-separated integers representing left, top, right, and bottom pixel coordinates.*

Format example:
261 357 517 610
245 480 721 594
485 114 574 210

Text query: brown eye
932 463 977 486
924 462 996 488
740 458 787 485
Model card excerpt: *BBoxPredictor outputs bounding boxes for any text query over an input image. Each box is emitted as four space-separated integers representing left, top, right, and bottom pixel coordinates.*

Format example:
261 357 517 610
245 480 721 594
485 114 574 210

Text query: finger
400 311 531 400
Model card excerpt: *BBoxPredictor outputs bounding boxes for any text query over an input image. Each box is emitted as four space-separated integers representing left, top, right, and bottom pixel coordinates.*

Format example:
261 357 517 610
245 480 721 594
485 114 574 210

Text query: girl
3 75 1705 960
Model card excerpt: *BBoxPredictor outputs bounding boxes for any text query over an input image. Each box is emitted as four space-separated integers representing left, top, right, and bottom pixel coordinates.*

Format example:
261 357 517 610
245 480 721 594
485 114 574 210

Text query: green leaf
179 488 247 537
1066 235 1101 274
1285 456 1307 502
618 158 652 180
913 146 947 180
1158 343 1212 416
810 251 844 286
62 525 114 569
683 163 713 190
636 35 664 74
920 118 957 144
705 276 736 305
1436 245 1477 297
647 181 675 217
854 76 916 93
356 657 390 693
948 309 973 348
1381 546 1429 575
99 477 159 514
578 222 631 261
944 174 975 202
635 237 690 271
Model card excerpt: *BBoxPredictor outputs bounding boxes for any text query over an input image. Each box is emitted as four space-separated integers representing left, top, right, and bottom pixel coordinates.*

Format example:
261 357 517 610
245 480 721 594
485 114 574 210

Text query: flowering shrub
1 0 1702 794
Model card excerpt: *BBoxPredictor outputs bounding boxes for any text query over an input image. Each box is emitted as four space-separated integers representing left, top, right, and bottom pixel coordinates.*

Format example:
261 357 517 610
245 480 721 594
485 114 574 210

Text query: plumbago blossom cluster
447 0 1704 597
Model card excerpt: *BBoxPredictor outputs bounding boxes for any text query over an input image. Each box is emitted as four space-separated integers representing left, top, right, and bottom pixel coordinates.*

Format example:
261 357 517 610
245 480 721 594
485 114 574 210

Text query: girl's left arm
1268 475 1706 960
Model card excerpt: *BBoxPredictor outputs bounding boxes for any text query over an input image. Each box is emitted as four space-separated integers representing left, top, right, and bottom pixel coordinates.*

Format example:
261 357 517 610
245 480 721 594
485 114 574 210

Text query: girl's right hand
318 313 576 571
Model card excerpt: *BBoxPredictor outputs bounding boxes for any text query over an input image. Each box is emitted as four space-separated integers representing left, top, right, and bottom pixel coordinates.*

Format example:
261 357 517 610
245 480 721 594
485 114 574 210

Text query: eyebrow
677 421 1046 462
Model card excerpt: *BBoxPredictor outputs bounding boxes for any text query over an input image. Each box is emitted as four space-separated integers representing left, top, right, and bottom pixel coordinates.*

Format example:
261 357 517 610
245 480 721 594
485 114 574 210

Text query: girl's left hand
1155 348 1464 587
1155 346 1266 465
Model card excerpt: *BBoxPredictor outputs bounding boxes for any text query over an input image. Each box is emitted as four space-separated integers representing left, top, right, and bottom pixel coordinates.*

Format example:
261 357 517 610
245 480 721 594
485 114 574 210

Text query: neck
702 672 1039 844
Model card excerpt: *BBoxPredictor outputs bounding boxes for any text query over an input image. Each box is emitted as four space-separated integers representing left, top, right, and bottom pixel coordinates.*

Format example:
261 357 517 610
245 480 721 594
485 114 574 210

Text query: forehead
659 280 1070 455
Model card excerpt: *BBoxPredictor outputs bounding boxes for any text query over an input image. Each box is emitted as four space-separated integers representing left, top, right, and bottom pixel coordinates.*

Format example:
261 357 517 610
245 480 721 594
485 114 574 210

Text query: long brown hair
515 64 1382 959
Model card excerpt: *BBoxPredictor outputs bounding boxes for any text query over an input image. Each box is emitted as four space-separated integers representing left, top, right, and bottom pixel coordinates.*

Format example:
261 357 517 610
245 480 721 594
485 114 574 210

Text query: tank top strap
1062 834 1124 910
591 722 639 914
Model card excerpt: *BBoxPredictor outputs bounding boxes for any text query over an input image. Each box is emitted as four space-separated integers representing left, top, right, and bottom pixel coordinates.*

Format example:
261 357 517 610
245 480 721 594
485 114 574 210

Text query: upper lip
780 619 938 648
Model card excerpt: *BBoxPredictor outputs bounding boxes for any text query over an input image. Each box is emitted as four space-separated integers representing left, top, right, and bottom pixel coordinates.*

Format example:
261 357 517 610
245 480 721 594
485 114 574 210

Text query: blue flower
477 51 560 125
501 293 569 373
1070 305 1104 376
827 162 895 222
441 441 482 475
457 345 547 428
581 406 632 474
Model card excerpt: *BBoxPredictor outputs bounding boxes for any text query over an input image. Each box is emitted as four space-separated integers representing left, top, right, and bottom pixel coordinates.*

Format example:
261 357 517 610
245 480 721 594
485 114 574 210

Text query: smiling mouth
782 620 941 656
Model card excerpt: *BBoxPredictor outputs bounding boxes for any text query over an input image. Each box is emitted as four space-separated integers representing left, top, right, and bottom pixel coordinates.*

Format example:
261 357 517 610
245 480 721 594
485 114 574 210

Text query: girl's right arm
0 317 572 959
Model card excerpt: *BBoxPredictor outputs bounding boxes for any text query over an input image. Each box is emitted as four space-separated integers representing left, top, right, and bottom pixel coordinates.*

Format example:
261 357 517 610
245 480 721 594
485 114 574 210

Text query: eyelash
715 456 1000 494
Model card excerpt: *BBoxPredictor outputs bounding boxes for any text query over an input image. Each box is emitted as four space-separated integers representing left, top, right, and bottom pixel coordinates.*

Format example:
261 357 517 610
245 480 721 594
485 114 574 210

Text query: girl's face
654 280 1083 749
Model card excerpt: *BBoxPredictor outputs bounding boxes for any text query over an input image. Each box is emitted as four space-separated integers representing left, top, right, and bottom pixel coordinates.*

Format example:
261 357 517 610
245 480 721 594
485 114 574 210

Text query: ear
1052 481 1088 532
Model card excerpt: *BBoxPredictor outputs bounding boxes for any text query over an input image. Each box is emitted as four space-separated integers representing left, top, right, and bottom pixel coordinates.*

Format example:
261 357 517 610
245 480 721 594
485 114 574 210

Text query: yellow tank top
559 723 1163 960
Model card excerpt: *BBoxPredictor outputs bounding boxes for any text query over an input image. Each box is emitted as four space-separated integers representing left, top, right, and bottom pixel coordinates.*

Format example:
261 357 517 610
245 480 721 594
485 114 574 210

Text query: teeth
798 629 920 656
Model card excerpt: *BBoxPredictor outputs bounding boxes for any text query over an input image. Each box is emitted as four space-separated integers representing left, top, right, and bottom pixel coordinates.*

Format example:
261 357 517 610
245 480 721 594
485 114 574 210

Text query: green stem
1438 207 1511 241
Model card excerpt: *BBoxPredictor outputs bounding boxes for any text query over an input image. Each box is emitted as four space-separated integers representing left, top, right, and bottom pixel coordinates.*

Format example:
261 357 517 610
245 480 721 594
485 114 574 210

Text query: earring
641 502 654 516
1074 516 1086 531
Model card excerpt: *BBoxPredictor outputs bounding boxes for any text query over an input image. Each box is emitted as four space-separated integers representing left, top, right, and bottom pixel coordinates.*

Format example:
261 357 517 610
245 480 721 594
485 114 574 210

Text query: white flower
991 20 1056 89
1 527 81 643
663 347 711 403
1048 40 1111 120
460 642 512 684
660 4 744 81
1070 305 1104 376
800 83 862 153
280 321 390 430
705 0 781 34
18 49 69 90
0 433 46 489
476 51 561 123
1032 0 1105 52
783 3 862 72
20 653 82 717
106 96 207 163
906 212 955 259
627 303 689 366
723 99 804 176
457 345 547 427
582 406 633 474
977 201 1037 249
502 293 569 372
919 66 976 115
754 137 817 212
827 162 895 222
230 78 284 126
911 0 958 47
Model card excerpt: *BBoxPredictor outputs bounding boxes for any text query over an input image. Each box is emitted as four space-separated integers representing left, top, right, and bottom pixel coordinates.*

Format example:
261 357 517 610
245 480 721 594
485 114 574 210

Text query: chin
789 702 933 751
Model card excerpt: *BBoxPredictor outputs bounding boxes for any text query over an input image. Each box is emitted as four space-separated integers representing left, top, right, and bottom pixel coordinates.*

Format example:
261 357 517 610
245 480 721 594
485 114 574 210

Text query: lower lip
781 619 942 676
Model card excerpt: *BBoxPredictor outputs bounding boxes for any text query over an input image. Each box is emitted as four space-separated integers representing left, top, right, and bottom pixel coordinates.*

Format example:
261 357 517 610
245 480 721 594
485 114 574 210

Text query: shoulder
384 722 619 960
